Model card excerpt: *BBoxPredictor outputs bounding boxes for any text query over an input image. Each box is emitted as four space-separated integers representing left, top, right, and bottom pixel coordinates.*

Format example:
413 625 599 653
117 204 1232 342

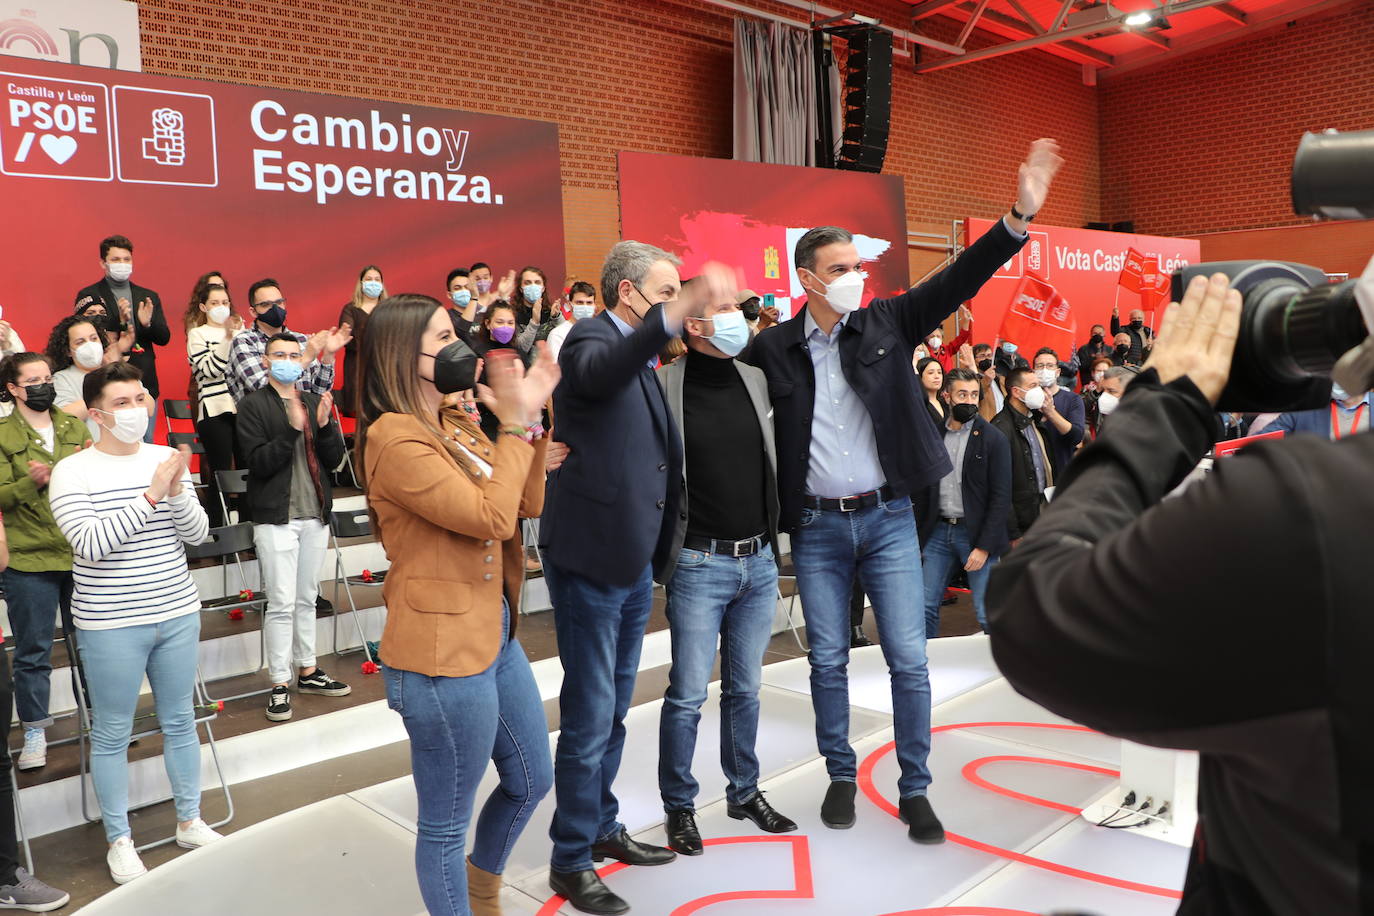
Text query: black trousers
195 411 238 528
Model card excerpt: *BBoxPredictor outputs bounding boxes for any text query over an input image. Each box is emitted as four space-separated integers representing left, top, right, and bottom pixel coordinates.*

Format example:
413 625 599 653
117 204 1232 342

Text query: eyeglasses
255 298 286 310
266 351 302 360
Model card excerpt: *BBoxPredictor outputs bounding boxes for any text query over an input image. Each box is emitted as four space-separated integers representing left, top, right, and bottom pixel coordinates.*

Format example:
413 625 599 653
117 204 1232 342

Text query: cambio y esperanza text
250 100 501 206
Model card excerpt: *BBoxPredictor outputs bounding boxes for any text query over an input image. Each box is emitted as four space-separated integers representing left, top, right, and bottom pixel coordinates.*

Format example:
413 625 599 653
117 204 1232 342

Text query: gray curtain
733 19 818 167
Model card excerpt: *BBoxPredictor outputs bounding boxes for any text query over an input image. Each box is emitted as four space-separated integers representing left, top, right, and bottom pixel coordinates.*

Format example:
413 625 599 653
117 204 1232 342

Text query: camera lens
1291 129 1374 220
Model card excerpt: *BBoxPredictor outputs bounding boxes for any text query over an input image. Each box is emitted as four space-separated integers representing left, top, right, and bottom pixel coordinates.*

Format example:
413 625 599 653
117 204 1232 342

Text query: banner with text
963 218 1200 353
0 55 564 405
0 0 141 71
619 152 909 321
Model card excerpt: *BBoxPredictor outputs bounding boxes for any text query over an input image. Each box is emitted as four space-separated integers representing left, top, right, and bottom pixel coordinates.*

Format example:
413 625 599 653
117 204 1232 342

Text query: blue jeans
76 611 203 842
921 521 997 636
0 568 74 729
546 560 654 872
383 610 552 916
659 543 777 811
791 494 932 799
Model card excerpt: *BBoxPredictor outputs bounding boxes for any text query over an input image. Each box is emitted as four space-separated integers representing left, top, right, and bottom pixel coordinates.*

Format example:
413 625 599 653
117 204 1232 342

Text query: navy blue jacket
913 415 1013 557
747 220 1025 532
540 307 683 586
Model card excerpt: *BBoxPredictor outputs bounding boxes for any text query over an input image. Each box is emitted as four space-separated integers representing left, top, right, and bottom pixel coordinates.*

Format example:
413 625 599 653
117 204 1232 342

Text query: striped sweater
48 444 208 630
187 324 236 419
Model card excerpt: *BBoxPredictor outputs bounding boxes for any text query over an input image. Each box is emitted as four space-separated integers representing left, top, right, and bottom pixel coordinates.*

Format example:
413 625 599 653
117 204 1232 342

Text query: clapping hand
168 445 193 497
496 269 517 302
316 391 334 428
27 459 51 488
284 392 307 431
148 448 188 502
0 319 11 349
136 297 154 327
317 323 352 359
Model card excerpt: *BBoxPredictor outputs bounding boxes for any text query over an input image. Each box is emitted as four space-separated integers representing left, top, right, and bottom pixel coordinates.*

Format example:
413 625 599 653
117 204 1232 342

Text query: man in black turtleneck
654 288 798 857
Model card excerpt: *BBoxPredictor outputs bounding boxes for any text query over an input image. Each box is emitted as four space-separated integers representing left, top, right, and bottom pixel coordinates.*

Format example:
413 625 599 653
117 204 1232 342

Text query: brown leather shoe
467 857 502 916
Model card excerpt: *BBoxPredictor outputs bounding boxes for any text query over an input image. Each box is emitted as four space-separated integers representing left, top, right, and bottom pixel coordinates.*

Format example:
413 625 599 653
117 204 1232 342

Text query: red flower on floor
228 608 245 621
216 701 225 711
361 569 375 583
238 589 254 600
361 660 379 675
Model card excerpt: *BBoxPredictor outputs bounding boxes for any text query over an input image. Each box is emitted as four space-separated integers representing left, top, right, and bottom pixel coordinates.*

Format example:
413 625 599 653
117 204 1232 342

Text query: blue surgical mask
1002 341 1018 355
700 310 750 358
362 280 383 299
269 359 303 384
522 284 543 304
450 288 472 308
571 303 595 321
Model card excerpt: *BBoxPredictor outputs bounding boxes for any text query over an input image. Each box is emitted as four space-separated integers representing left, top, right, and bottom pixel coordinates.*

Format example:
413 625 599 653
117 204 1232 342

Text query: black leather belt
941 516 964 526
804 485 894 513
683 533 768 557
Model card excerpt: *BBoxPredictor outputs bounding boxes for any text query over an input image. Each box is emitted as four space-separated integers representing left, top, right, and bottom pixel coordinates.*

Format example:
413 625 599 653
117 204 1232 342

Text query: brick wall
1099 1 1374 238
132 0 1099 289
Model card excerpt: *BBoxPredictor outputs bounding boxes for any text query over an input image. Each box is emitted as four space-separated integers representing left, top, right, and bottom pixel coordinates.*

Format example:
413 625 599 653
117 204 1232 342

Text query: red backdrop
617 152 909 320
0 55 564 416
962 218 1201 352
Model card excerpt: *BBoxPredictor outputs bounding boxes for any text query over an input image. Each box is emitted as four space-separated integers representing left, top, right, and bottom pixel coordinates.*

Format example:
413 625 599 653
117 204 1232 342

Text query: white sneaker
106 837 147 885
15 728 44 771
174 817 223 849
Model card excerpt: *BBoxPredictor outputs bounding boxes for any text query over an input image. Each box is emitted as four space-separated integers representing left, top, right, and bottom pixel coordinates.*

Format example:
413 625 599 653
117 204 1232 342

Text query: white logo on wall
142 107 184 165
0 1 141 71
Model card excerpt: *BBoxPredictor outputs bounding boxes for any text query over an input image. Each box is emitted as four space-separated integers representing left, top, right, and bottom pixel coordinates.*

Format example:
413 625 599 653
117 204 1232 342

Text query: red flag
1119 248 1148 293
999 272 1077 357
1140 264 1172 310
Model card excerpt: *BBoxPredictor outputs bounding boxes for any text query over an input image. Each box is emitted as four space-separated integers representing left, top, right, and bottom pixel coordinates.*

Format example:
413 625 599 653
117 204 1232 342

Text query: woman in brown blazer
355 295 559 916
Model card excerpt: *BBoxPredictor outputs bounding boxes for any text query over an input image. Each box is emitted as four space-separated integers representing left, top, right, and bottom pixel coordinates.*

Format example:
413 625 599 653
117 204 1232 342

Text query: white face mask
207 304 232 325
94 406 148 444
1021 385 1046 411
1098 392 1120 416
106 262 133 282
928 336 942 350
74 340 104 369
1035 367 1058 388
806 269 864 314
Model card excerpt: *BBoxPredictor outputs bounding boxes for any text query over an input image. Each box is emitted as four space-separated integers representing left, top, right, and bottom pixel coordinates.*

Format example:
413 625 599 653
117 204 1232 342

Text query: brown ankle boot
467 857 502 916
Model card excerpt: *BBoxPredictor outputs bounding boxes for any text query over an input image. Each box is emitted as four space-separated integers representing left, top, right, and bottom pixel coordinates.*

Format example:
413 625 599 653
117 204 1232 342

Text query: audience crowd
0 177 1360 914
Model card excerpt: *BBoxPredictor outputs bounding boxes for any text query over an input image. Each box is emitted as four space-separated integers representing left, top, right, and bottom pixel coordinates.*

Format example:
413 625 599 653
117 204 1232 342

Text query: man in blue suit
540 241 733 916
1271 382 1371 440
913 368 1012 636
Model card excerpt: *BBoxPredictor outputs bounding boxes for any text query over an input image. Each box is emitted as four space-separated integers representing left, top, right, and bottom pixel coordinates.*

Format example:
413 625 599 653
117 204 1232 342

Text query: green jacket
0 408 88 572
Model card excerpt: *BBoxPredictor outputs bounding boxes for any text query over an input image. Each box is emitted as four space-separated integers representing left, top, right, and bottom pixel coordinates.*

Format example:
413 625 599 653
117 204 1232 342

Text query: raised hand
1144 273 1241 405
117 298 132 324
496 269 517 302
667 261 737 327
137 297 154 327
476 353 530 428
0 319 11 349
758 305 779 330
303 330 326 364
316 391 334 428
1016 138 1064 217
956 342 976 372
321 323 352 357
227 312 245 335
522 341 561 421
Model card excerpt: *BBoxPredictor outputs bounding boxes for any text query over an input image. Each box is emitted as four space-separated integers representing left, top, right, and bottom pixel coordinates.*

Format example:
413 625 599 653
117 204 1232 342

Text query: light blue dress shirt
938 421 973 517
803 310 886 498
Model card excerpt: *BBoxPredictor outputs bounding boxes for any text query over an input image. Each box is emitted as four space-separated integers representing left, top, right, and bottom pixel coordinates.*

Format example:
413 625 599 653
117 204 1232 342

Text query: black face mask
1090 333 1103 345
424 339 480 394
950 402 978 424
1115 343 1130 356
257 304 287 328
740 299 761 321
1130 319 1144 330
976 358 993 373
20 382 56 414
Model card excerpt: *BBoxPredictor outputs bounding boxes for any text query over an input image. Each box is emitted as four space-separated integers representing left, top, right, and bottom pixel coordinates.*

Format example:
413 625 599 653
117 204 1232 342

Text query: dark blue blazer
1270 403 1341 439
540 307 684 586
913 415 1013 557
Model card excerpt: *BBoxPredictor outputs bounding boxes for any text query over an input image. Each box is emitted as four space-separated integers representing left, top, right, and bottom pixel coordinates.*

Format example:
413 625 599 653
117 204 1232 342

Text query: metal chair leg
10 765 31 876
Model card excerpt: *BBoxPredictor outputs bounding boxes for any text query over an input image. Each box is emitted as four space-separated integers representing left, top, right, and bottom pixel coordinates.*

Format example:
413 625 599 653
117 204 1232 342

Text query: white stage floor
77 636 1189 915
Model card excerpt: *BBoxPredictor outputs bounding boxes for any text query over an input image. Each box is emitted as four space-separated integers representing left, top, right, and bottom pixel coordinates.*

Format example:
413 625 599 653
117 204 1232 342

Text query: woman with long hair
45 315 124 420
356 295 558 916
339 264 386 417
916 355 947 430
511 265 558 341
183 283 243 527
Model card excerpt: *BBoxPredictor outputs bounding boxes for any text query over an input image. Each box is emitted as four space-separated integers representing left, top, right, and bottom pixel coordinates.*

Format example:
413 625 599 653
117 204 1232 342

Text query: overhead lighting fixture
1123 10 1152 26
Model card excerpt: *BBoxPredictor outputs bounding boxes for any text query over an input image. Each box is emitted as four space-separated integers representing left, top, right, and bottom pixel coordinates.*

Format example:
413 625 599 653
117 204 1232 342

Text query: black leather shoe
665 810 703 856
592 827 677 866
849 626 874 648
315 594 334 615
821 780 857 829
898 795 946 844
548 869 629 915
728 792 797 833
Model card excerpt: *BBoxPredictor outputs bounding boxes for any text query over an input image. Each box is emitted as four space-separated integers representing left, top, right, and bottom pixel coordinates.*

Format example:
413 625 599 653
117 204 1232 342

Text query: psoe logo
142 107 184 165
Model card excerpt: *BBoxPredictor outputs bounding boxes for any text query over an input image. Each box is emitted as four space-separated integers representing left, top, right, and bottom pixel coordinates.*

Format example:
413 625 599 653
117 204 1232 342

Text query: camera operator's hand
1144 272 1241 405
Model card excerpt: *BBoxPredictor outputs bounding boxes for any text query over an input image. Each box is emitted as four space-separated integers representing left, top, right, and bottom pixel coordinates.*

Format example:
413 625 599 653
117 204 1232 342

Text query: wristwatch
1010 203 1036 222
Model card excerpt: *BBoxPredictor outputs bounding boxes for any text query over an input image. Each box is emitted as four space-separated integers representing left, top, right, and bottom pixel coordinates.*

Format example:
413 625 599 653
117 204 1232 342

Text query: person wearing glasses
225 278 351 405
